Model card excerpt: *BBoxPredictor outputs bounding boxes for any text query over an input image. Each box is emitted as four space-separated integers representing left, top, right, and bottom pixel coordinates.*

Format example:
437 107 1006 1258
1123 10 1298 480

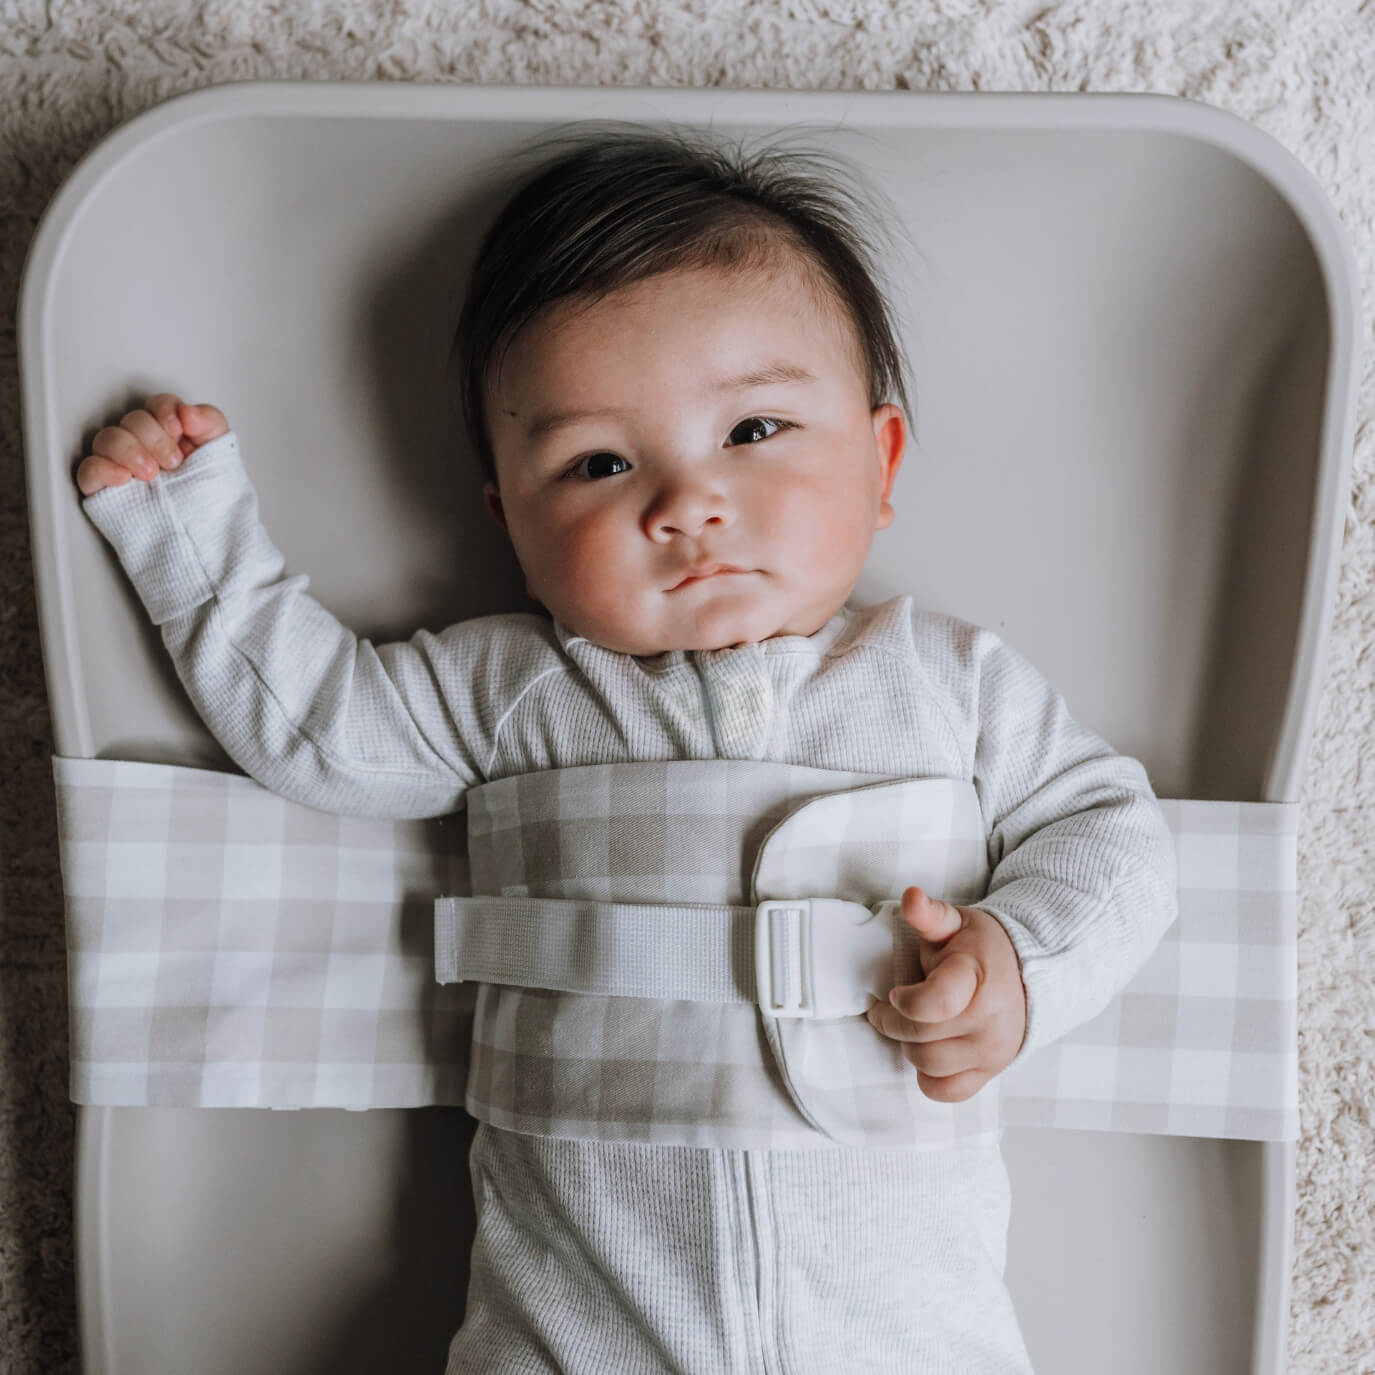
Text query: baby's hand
75 393 229 496
865 886 1028 1103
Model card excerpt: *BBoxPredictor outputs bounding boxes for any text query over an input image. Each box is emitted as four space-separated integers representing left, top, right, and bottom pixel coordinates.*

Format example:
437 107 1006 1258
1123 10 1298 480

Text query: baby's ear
483 481 508 532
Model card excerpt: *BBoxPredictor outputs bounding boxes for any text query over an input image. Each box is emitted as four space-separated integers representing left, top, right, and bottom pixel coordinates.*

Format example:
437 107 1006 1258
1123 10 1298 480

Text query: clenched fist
76 393 229 496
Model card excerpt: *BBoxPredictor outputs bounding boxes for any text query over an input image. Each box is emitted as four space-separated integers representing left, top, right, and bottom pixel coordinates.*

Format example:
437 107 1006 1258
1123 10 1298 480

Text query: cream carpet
0 2 1371 1371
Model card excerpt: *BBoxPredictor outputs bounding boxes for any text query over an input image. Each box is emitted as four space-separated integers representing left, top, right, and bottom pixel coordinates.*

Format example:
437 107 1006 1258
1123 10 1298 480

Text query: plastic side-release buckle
755 898 895 1020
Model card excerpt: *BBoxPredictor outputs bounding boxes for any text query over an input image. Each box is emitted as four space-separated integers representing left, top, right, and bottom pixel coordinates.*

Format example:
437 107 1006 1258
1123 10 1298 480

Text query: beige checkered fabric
55 756 474 1108
451 766 1298 1146
54 756 1297 1142
458 764 999 1149
999 798 1298 1141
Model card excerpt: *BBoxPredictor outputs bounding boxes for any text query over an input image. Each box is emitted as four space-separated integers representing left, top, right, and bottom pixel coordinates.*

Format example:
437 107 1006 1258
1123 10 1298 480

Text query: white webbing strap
434 894 904 1016
435 895 754 1002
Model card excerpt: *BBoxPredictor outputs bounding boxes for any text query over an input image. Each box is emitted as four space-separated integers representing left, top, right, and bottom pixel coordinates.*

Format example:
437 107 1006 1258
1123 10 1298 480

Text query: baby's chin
575 602 830 657
551 604 761 656
605 628 762 657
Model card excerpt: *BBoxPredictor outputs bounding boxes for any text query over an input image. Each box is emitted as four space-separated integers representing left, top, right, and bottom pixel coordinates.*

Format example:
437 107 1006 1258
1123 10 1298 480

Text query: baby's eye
566 452 631 481
727 417 794 446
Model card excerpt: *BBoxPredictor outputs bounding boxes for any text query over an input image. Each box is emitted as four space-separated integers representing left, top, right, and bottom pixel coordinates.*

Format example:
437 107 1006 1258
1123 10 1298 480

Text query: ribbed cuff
983 856 1178 1070
81 430 247 625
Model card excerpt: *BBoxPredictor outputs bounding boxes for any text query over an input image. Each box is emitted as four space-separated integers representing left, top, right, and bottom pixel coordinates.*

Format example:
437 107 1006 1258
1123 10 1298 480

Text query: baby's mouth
668 564 750 591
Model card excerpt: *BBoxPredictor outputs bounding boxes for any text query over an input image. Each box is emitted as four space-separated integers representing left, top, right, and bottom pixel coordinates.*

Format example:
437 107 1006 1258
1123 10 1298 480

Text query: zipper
740 1151 782 1374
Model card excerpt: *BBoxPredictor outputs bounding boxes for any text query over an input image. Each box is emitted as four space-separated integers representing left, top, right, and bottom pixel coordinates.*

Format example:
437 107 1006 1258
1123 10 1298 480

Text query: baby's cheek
552 517 638 613
779 483 870 573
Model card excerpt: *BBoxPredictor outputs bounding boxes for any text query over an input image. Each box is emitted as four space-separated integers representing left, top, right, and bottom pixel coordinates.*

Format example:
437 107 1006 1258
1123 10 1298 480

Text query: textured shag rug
0 2 1370 1371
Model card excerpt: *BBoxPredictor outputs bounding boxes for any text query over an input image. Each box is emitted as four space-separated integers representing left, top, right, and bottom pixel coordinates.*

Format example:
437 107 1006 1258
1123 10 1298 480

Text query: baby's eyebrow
522 361 817 440
716 361 818 391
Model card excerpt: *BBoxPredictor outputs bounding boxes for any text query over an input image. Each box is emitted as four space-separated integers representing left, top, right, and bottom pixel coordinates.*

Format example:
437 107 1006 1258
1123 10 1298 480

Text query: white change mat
23 81 1359 1375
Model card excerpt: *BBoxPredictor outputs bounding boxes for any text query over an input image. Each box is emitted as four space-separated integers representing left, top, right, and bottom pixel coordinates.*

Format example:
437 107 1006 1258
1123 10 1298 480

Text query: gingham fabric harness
442 762 998 1149
55 755 1298 1145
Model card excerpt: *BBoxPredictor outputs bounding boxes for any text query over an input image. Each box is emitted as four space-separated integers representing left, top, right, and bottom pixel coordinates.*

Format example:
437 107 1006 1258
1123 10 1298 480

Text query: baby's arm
77 395 489 819
870 614 1179 1088
962 625 1179 1068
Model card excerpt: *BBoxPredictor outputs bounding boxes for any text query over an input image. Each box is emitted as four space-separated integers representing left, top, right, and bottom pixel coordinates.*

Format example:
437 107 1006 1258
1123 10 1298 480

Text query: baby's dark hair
453 121 916 487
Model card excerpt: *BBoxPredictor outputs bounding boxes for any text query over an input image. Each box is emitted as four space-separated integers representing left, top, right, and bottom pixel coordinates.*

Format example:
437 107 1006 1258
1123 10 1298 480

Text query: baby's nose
647 480 734 539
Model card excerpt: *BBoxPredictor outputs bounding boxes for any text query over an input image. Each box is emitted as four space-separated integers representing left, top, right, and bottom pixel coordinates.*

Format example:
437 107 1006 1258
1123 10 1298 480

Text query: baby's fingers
86 423 161 484
864 1000 988 1103
866 983 969 1044
890 954 979 1024
176 401 229 450
85 416 174 488
910 1064 989 1105
143 394 230 457
118 406 185 472
74 454 133 496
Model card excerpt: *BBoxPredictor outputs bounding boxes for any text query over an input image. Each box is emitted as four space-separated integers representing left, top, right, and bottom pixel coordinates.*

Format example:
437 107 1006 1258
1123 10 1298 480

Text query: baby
77 125 1177 1373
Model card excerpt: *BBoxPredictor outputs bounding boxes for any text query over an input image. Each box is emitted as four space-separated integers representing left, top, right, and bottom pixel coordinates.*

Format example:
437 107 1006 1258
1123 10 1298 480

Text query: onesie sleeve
80 430 497 819
957 624 1179 1068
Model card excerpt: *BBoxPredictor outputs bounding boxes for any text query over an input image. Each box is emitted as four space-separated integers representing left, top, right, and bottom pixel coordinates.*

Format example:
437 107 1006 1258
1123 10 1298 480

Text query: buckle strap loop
755 898 899 1019
435 893 901 1016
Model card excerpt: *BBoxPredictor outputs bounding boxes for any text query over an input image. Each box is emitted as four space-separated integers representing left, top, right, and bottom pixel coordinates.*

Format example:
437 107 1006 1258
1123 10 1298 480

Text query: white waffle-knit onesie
82 430 1178 1375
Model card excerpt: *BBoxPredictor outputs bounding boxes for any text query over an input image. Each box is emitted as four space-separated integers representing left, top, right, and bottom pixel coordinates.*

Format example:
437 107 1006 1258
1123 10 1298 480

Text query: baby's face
483 262 906 655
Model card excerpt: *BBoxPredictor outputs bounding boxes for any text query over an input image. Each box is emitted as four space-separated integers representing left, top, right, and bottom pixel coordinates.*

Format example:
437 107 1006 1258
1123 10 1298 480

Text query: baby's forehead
496 260 862 383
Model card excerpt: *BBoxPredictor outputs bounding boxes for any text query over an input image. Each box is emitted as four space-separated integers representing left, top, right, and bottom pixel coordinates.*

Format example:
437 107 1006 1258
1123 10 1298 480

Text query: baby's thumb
177 402 229 445
900 886 963 945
